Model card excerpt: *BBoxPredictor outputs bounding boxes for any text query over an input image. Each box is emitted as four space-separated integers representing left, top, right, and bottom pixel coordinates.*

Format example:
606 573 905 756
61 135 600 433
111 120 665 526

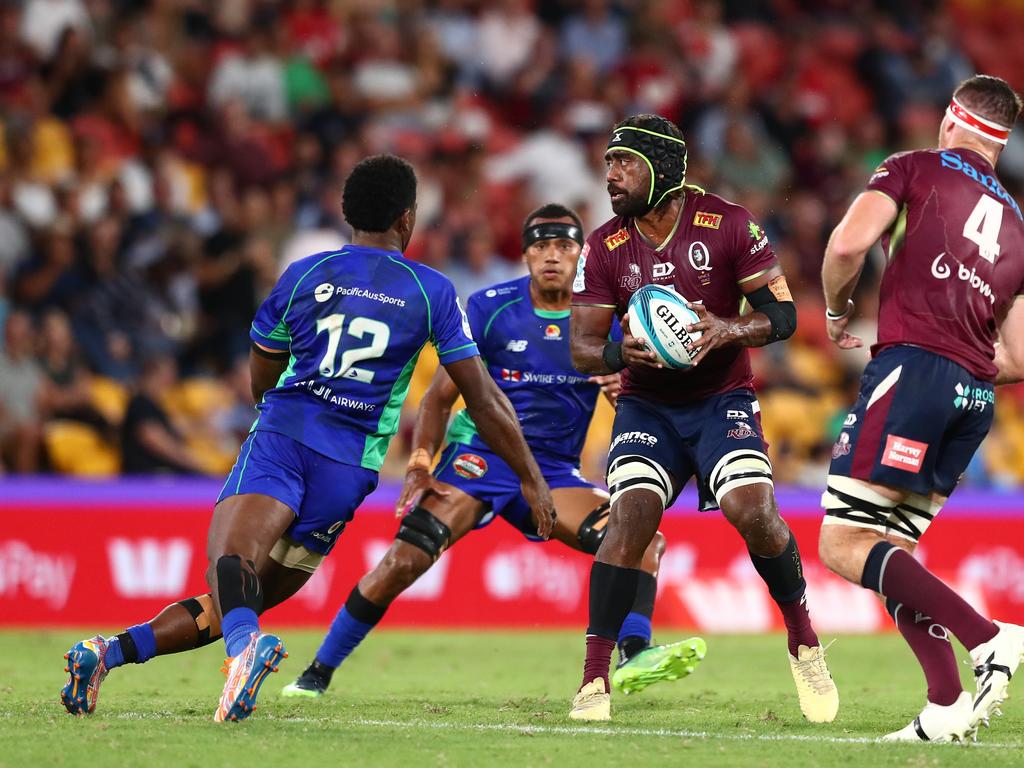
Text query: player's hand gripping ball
626 284 703 369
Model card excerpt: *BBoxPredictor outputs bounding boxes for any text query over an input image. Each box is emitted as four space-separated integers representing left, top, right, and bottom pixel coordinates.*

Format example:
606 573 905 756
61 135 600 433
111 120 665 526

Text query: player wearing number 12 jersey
59 155 554 723
820 75 1024 742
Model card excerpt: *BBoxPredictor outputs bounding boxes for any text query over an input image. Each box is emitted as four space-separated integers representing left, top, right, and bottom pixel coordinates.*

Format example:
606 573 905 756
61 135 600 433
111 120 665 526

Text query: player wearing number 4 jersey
59 155 554 722
820 75 1024 742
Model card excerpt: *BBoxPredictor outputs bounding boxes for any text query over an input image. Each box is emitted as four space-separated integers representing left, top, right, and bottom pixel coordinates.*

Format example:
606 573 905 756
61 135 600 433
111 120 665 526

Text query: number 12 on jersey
315 314 390 382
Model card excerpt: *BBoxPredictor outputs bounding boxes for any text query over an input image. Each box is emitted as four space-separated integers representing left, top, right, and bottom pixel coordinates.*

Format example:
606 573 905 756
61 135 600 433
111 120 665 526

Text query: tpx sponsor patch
603 228 630 251
880 435 928 473
453 453 488 479
693 211 723 229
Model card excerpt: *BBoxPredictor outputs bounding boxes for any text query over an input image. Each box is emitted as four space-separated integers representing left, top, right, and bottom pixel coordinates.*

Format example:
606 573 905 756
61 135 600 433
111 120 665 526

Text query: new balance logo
506 340 528 352
108 538 192 597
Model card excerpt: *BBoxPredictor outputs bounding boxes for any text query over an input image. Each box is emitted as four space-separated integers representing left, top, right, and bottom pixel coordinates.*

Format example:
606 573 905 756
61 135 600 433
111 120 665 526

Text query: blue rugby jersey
446 275 618 463
250 245 478 471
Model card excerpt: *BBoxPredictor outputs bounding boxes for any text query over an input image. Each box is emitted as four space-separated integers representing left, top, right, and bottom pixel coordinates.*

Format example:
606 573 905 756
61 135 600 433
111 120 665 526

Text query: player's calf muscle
598 492 662 567
719 485 788 556
359 541 433 604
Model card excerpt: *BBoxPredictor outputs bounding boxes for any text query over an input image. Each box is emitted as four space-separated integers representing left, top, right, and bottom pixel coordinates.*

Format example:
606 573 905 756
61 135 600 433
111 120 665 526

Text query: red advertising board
2 480 1022 631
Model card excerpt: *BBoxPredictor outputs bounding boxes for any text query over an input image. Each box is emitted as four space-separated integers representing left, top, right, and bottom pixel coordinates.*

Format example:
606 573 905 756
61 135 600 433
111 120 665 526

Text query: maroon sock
874 547 998 651
778 594 820 657
582 635 615 691
886 598 962 706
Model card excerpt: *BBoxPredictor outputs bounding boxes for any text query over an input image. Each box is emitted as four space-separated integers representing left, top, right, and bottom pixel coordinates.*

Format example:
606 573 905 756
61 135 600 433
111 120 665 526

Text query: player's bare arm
822 191 898 349
250 342 290 401
994 296 1024 384
444 355 556 538
684 266 796 367
571 304 660 373
396 366 461 514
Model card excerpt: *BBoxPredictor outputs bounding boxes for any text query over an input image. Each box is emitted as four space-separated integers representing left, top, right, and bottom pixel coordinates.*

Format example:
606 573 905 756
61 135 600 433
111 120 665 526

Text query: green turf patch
2 630 1020 767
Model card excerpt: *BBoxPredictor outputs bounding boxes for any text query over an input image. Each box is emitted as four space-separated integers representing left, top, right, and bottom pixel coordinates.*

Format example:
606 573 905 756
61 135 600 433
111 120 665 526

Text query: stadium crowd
2 0 1024 485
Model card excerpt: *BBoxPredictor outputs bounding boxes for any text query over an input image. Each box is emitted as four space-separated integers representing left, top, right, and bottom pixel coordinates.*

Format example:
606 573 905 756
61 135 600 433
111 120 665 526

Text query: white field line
266 714 1018 750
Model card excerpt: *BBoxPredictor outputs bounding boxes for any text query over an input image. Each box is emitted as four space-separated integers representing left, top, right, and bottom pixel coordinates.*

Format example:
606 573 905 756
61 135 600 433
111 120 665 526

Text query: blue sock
315 607 376 668
618 611 653 646
103 623 157 669
222 607 260 658
104 637 125 669
126 623 157 663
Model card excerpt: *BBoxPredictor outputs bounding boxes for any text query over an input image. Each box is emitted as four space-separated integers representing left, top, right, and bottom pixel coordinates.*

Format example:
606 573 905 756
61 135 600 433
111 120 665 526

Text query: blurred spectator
121 356 204 475
0 0 1023 484
0 310 45 472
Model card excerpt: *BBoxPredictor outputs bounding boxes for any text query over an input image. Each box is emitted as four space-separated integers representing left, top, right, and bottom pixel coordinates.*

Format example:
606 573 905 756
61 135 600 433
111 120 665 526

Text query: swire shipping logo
501 368 521 381
603 228 630 251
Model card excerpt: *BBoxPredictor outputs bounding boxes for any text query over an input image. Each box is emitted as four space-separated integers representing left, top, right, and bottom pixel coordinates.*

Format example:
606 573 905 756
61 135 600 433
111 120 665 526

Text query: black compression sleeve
747 285 797 343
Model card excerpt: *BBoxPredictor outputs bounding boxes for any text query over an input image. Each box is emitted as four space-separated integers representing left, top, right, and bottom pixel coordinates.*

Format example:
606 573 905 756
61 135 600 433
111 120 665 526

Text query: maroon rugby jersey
867 148 1024 380
573 188 777 404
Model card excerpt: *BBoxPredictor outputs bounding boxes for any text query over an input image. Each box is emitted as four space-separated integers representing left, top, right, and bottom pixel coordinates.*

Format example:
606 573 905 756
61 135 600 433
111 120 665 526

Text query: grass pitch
2 630 1021 767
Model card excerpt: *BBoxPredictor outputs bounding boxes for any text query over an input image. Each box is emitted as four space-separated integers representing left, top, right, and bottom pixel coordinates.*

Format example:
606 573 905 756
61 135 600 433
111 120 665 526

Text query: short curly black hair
341 154 417 233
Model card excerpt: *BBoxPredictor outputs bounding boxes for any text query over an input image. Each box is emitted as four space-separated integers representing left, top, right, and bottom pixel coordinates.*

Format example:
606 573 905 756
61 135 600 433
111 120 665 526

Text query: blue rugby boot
60 636 110 715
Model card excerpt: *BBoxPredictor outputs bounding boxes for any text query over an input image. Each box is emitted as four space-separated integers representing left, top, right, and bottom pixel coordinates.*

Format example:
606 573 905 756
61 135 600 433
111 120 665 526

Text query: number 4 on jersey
963 194 1003 263
316 313 390 382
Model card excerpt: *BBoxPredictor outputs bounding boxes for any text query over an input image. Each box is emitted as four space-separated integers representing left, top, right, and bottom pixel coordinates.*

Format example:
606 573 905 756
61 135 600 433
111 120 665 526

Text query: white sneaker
970 620 1024 731
569 678 611 721
788 644 839 723
882 691 974 742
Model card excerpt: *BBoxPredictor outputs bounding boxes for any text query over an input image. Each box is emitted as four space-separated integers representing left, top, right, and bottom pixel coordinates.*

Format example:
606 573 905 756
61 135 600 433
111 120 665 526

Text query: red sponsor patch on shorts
880 434 928 473
453 453 488 479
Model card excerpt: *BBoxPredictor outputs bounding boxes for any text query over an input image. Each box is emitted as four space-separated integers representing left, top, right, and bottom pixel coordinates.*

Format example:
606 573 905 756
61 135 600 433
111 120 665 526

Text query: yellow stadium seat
88 377 130 424
44 420 120 476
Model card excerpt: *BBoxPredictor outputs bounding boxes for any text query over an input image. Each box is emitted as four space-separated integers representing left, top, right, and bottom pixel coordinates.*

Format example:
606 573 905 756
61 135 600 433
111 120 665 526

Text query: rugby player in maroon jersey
820 75 1024 742
568 113 837 722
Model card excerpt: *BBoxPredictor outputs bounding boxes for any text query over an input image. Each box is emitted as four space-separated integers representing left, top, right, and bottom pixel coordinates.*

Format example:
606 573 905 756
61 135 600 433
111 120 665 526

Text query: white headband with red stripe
946 96 1012 145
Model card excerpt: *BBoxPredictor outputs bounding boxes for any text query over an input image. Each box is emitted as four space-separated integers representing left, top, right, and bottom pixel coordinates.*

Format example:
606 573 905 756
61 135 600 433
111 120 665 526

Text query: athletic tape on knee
178 594 219 647
709 449 773 505
821 475 934 541
215 554 264 615
576 501 610 555
607 455 671 508
396 506 451 560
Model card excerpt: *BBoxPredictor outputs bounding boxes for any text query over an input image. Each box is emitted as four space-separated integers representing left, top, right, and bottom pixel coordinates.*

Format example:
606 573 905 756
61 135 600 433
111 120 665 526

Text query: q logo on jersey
688 242 712 272
315 283 334 303
453 453 488 479
544 324 561 340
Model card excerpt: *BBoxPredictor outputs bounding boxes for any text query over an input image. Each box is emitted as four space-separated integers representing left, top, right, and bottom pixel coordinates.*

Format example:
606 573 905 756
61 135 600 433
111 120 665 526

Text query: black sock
586 561 642 640
115 631 139 665
749 532 806 603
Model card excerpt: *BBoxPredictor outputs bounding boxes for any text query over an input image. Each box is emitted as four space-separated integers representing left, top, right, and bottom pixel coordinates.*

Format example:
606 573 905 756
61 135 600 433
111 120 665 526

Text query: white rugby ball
627 284 703 369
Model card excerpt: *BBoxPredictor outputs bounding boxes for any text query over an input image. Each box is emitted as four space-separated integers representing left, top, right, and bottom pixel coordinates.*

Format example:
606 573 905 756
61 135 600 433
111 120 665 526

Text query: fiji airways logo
108 538 192 597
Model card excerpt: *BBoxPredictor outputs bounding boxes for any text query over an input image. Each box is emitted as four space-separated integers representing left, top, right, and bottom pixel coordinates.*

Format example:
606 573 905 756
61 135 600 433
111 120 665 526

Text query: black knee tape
345 585 388 626
216 554 264 614
396 506 451 560
178 594 218 647
861 541 898 593
577 501 610 555
750 532 806 603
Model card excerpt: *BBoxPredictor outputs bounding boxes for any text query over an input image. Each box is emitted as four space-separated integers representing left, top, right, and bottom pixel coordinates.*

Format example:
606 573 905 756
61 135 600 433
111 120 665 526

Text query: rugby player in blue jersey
59 155 555 722
280 204 704 699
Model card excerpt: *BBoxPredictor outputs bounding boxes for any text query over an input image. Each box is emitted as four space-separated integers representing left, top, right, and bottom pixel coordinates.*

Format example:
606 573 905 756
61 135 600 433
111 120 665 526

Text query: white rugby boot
969 621 1024 732
882 691 973 742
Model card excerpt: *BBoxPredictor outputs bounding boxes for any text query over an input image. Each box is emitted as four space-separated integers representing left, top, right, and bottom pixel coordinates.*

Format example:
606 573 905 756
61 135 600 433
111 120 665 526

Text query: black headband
606 125 688 213
522 222 583 251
